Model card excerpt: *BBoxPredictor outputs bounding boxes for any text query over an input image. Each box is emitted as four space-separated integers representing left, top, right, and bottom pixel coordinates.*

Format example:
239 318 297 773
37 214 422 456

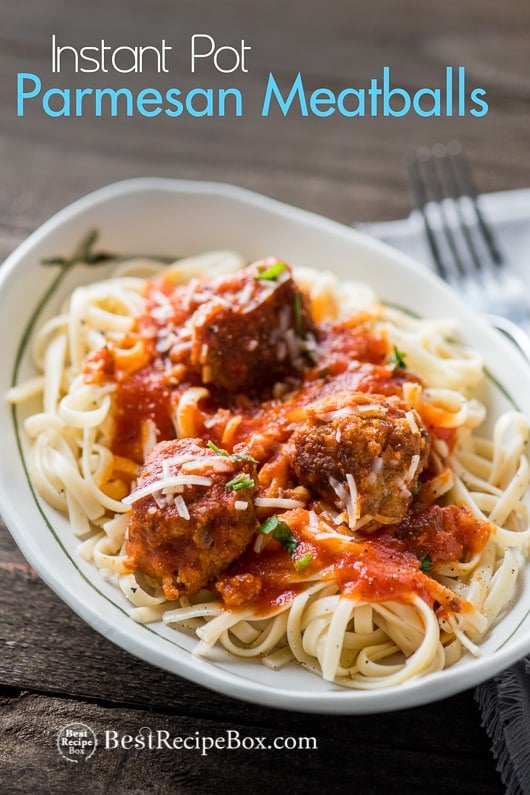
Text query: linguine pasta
8 248 530 690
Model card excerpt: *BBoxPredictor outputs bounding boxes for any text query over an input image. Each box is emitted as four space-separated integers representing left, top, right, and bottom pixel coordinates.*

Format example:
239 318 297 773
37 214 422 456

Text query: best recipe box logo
56 723 317 761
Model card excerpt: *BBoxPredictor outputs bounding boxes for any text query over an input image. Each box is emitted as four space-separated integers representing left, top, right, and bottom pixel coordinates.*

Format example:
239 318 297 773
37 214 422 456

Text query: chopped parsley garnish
293 292 303 336
226 473 255 491
258 515 298 555
207 440 258 464
207 440 228 456
255 261 287 281
258 515 313 573
419 554 432 573
294 553 313 572
388 346 407 370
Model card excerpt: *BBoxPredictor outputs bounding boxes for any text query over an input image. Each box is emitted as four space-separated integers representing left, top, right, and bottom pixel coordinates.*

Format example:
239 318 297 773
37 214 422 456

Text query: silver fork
405 141 530 359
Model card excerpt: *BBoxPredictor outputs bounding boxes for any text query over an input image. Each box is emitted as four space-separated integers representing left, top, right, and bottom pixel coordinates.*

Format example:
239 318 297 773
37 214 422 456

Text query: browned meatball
290 391 430 529
187 260 315 393
125 438 257 600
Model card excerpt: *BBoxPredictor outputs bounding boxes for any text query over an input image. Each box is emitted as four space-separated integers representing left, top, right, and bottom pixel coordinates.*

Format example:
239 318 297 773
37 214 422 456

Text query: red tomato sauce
112 366 176 462
88 278 436 461
84 268 475 615
218 506 490 614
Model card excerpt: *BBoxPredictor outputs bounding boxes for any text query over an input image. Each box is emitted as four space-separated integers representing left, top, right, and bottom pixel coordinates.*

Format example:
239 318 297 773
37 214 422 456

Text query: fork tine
432 143 482 273
404 142 530 343
405 147 467 280
405 142 506 281
404 154 448 280
446 140 504 267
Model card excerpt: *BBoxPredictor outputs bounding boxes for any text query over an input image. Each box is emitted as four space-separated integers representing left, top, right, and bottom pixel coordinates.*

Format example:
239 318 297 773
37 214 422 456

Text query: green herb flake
294 553 313 572
255 261 288 281
258 515 297 555
388 346 407 370
207 440 258 464
293 291 303 336
226 474 255 491
419 554 432 573
232 452 259 464
207 440 229 456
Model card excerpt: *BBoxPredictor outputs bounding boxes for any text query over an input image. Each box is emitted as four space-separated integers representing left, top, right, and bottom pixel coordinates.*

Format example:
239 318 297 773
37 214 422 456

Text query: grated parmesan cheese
405 410 420 435
357 404 387 418
174 495 190 520
345 473 360 528
407 454 421 481
162 454 234 477
317 407 359 422
255 497 306 509
123 474 212 505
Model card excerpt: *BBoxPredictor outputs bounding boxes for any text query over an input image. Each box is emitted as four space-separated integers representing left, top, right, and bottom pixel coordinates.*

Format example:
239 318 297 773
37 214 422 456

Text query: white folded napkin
358 188 530 287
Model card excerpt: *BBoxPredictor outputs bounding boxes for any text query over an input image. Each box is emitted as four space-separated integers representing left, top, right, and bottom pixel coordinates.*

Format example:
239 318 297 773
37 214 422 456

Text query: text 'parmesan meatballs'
290 391 430 530
124 438 258 600
188 260 315 393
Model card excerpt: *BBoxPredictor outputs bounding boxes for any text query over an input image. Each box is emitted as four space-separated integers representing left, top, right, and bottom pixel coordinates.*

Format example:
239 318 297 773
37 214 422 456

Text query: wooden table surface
2 1 529 792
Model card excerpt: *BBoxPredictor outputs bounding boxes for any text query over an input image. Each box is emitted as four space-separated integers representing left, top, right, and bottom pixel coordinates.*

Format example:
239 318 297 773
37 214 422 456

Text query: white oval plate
1 178 529 714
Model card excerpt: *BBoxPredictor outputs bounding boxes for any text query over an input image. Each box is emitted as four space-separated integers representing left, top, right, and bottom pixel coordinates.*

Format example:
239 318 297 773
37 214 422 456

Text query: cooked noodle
8 248 530 689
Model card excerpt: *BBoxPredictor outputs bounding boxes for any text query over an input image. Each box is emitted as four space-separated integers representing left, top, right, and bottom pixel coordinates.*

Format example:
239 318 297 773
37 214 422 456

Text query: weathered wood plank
0 0 528 232
0 690 503 794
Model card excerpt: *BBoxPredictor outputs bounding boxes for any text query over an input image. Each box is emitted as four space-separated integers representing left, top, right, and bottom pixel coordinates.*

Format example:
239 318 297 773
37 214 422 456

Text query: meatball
290 391 430 529
125 438 257 600
188 260 315 393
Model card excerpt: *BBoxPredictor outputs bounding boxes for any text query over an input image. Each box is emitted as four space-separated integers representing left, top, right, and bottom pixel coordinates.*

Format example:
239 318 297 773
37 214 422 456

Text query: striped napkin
476 660 530 795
